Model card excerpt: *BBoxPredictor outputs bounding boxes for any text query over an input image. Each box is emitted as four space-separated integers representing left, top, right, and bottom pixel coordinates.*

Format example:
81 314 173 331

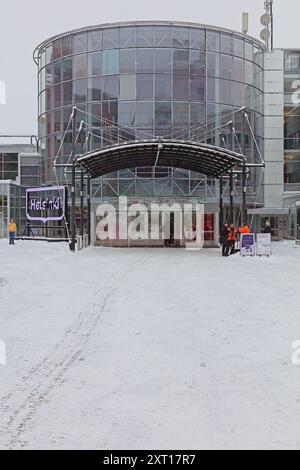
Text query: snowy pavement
0 239 300 450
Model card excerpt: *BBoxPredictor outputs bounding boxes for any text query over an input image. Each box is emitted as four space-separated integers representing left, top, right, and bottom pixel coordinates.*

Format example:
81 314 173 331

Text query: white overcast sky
0 0 299 135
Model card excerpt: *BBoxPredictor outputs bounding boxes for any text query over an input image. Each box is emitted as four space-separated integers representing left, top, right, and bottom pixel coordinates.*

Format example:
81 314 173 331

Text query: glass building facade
35 22 264 203
284 50 300 191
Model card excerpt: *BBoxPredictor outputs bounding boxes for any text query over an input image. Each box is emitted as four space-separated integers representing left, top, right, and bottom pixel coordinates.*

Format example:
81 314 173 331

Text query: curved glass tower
35 21 264 203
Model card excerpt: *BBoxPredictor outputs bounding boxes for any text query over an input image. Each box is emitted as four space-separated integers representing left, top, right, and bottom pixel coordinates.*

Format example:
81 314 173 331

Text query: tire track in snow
0 252 152 449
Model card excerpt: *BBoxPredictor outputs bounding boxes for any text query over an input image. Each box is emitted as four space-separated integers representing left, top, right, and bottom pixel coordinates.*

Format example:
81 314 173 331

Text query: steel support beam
70 107 77 252
87 176 91 246
242 159 247 226
80 169 84 237
219 176 224 236
229 171 234 225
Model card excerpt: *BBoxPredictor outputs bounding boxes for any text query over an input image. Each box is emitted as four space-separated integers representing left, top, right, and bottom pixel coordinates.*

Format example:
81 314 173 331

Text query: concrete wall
263 50 285 208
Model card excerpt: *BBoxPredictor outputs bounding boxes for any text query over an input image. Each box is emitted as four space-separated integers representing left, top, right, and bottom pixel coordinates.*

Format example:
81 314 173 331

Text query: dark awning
76 140 245 178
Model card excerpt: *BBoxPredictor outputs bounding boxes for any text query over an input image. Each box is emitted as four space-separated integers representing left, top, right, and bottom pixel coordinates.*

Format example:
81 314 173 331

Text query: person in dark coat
220 223 229 257
264 220 272 234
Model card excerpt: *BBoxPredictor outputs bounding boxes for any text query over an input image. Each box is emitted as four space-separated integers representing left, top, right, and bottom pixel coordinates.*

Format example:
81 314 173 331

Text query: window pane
155 27 172 47
88 30 102 51
119 101 136 126
119 27 136 48
190 51 205 75
190 28 205 50
173 102 189 125
173 27 189 48
234 57 245 82
136 102 154 127
190 76 205 100
73 33 87 53
207 52 220 77
207 31 220 52
45 66 53 90
62 107 72 130
234 37 244 58
89 51 102 76
155 74 172 100
120 75 136 100
245 41 253 61
155 102 172 126
103 76 119 100
53 39 62 60
73 54 87 79
102 101 118 123
53 84 61 108
207 103 219 121
234 82 245 107
103 50 119 75
46 45 53 64
62 58 73 81
119 49 136 73
155 49 172 73
103 28 118 49
207 78 220 102
136 26 154 47
88 103 101 128
221 80 234 104
245 85 252 109
173 49 189 74
53 60 61 84
46 86 52 110
136 74 154 99
74 79 87 103
174 75 189 100
221 33 233 54
136 49 154 73
245 60 253 84
88 77 102 101
221 54 233 80
62 82 73 105
62 36 72 56
190 102 205 125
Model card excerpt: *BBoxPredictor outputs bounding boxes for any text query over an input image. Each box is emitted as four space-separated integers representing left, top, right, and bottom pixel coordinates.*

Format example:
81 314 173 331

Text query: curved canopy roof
76 140 245 179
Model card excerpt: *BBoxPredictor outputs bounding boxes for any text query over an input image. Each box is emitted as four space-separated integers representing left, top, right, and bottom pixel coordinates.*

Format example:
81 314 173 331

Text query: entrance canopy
76 139 245 179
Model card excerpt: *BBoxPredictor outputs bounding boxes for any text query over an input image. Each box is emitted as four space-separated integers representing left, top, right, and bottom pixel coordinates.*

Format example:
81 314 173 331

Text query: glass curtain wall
36 23 264 201
284 50 300 191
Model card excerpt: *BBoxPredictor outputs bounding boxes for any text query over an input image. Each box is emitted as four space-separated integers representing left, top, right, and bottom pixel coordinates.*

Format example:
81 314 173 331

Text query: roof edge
34 20 265 63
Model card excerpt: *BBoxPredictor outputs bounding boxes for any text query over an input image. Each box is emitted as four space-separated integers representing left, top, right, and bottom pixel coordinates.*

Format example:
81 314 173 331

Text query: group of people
220 223 250 257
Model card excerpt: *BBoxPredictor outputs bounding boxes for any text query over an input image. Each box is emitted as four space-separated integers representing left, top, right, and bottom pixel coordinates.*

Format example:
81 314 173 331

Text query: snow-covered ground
0 239 300 450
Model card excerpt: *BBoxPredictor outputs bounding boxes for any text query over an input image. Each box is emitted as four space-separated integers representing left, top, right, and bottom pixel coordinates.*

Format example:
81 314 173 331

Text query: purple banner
26 186 66 224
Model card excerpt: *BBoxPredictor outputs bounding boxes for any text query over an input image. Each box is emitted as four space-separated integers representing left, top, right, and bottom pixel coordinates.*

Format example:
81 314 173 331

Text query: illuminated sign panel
26 186 66 224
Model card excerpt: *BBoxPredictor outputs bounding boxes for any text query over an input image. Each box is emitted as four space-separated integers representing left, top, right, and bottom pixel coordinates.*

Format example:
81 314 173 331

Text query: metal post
230 123 235 226
80 169 84 237
241 109 247 227
70 107 77 252
87 176 91 246
219 176 224 234
242 159 247 226
229 171 234 225
270 0 274 52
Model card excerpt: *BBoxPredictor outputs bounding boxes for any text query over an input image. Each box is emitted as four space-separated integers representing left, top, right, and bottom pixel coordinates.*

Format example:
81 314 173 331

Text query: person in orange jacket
225 224 237 256
8 219 17 245
240 224 250 234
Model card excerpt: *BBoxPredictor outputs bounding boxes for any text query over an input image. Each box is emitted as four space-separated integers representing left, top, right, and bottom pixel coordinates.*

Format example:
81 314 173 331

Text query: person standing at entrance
220 223 229 257
265 220 272 234
8 219 17 245
225 224 237 256
240 224 250 235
